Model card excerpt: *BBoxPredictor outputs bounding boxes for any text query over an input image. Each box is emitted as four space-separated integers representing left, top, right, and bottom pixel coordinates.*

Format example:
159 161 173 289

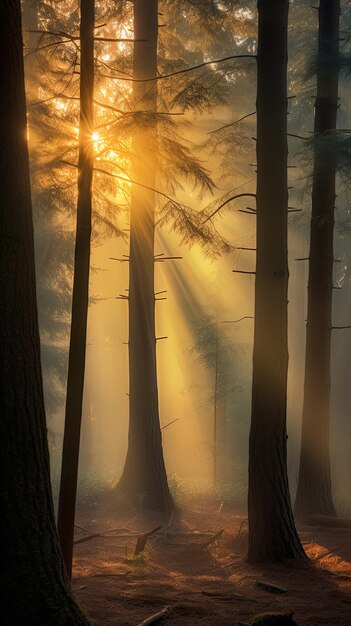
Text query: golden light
55 99 67 111
91 132 99 142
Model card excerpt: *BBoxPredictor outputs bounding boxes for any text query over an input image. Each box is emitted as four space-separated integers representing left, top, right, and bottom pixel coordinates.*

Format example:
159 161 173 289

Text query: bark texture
114 0 174 514
294 0 340 521
0 1 89 623
57 0 95 578
248 0 306 563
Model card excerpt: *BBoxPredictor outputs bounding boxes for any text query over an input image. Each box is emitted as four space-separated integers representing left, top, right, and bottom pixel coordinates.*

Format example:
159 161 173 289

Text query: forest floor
72 498 351 626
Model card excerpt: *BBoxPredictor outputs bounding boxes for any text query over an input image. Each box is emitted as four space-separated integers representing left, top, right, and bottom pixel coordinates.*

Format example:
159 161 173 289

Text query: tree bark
0 1 89 623
114 0 174 514
294 0 339 521
57 0 95 578
247 0 306 563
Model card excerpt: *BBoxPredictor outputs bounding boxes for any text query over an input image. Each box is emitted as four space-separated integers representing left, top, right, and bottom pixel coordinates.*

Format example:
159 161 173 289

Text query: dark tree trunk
0 1 89 624
57 0 95 578
247 0 306 563
114 0 174 514
294 0 339 521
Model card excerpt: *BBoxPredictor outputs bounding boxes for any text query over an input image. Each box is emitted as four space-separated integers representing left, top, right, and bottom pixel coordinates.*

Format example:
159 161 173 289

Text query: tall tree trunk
294 0 339 521
57 0 95 578
22 0 39 102
247 0 306 563
114 0 174 514
0 1 89 623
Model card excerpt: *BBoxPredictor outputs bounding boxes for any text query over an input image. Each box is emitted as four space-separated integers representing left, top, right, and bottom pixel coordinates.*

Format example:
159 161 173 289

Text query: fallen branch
256 580 287 594
314 547 338 561
201 590 257 603
93 570 132 577
136 606 170 626
74 523 91 534
201 529 224 548
134 526 162 556
73 527 138 546
235 519 248 539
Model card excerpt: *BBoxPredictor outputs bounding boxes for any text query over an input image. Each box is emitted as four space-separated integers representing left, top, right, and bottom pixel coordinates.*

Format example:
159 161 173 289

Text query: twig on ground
201 590 257 603
136 606 171 626
314 547 338 561
200 529 224 548
74 523 91 534
235 519 248 539
256 580 288 594
134 526 162 556
93 570 132 577
73 527 138 546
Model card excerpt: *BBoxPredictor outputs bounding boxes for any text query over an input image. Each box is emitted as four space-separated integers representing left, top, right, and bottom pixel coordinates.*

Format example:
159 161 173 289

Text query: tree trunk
294 0 339 521
247 0 306 563
57 0 95 578
22 0 39 102
216 394 228 486
0 1 89 623
114 0 174 514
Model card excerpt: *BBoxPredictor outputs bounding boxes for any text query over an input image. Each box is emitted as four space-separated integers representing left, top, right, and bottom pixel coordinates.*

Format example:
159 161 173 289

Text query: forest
1 0 351 624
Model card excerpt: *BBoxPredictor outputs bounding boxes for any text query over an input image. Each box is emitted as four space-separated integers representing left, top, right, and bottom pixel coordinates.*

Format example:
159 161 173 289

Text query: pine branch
61 160 184 212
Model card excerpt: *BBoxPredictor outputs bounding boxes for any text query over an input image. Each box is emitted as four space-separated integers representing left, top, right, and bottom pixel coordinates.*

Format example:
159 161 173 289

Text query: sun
91 132 99 142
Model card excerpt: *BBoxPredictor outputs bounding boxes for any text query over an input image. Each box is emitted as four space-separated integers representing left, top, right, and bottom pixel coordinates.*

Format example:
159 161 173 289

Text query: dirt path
71 506 351 625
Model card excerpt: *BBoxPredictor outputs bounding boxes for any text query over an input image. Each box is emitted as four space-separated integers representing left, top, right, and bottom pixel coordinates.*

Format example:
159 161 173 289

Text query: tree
247 0 306 562
294 0 340 521
113 0 257 512
191 309 237 489
57 0 95 578
0 0 89 622
113 0 175 514
22 0 70 417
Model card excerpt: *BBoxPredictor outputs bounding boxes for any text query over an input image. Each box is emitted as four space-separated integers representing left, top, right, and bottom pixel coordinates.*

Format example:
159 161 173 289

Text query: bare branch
204 193 257 222
103 54 255 82
332 325 351 329
222 316 254 324
208 111 257 135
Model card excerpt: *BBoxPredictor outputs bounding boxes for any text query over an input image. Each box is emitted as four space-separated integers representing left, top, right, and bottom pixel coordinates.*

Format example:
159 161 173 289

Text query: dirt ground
71 501 351 626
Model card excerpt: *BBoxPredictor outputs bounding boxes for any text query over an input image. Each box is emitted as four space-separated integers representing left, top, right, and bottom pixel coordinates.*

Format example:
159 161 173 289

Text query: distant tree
57 0 95 578
247 0 306 562
0 0 89 622
191 309 237 488
294 0 340 521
